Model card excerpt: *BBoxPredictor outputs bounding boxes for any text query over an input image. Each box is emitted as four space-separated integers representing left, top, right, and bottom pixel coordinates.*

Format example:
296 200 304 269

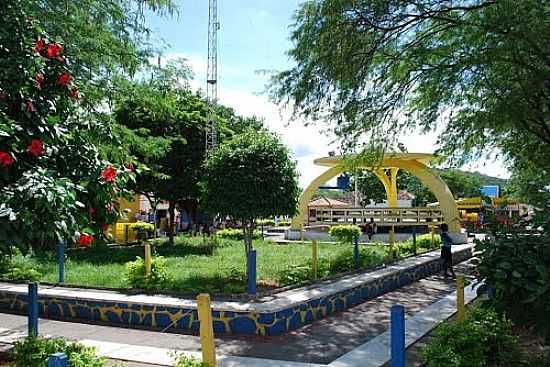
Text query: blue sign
481 185 499 198
337 174 350 190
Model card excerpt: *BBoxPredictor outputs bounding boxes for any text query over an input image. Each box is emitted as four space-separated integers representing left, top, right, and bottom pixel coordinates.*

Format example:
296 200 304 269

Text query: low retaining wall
0 246 472 336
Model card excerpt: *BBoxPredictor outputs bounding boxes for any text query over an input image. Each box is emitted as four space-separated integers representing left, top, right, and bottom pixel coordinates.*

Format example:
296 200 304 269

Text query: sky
145 0 510 188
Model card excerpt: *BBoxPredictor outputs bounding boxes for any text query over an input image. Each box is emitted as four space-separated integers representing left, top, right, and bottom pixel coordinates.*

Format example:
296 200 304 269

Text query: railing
307 206 444 227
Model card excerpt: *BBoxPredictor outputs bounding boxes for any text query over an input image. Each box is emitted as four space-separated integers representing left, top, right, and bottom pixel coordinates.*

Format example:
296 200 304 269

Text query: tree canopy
272 0 549 170
201 130 300 247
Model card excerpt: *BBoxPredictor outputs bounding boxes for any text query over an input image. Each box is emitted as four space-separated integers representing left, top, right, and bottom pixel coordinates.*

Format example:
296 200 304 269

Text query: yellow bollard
312 240 318 280
389 225 396 257
197 294 217 367
456 275 465 322
144 244 152 276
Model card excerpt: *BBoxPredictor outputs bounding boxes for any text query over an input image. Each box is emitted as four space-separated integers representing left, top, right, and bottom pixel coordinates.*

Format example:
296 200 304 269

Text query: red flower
88 207 96 216
35 73 45 89
57 72 71 87
27 139 44 157
70 86 79 99
125 162 134 171
26 100 34 112
102 224 110 232
101 165 117 183
47 43 63 58
33 38 46 53
0 151 15 167
78 233 93 246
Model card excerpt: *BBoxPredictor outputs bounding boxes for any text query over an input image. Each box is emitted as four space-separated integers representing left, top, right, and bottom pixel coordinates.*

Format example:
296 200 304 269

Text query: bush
257 219 276 226
329 225 362 243
129 221 154 241
125 255 171 289
278 258 331 286
329 246 387 273
422 307 525 367
216 228 262 241
172 352 208 367
475 227 550 339
277 220 291 227
417 233 441 250
0 256 41 281
11 336 106 367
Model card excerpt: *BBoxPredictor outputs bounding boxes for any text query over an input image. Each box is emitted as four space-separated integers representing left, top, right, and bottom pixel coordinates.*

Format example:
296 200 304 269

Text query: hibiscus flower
47 43 63 58
33 38 46 54
57 72 71 87
27 139 45 157
101 165 117 183
0 151 15 167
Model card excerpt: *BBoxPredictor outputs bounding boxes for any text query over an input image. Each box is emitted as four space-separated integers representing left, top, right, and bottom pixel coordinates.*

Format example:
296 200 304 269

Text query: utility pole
205 0 219 154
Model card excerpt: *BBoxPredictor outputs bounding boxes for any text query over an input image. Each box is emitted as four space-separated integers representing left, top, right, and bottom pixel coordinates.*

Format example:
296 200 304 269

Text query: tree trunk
178 199 198 233
168 200 176 245
143 193 159 239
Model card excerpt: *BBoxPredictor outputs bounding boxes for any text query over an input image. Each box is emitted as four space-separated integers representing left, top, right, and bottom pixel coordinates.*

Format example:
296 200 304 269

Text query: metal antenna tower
205 0 219 153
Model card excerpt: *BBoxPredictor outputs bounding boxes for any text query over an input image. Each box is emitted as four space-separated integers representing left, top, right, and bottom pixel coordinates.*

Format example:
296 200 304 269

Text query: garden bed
2 234 442 296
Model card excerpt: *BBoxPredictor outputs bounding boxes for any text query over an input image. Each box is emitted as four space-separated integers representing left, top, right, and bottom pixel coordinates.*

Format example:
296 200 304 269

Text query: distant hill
438 169 508 187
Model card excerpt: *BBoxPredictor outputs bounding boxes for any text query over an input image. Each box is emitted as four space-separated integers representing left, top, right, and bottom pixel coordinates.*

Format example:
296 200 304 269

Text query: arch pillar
373 168 399 207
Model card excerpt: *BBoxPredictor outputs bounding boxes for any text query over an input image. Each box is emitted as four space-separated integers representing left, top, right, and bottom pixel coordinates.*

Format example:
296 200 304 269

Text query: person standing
440 223 456 279
366 217 377 240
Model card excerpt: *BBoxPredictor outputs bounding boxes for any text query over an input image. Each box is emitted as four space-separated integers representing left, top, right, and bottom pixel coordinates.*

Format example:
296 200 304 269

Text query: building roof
309 197 350 207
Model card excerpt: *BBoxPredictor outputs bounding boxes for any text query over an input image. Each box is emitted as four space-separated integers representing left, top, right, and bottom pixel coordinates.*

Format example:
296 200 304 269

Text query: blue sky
145 1 509 187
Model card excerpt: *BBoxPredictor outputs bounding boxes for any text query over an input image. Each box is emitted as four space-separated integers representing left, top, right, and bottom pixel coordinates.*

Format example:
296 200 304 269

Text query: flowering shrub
0 1 134 255
329 225 362 244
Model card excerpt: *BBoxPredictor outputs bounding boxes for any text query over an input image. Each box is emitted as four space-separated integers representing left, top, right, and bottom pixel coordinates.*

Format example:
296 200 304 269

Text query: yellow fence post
312 240 318 280
197 293 217 367
456 276 465 322
144 244 152 276
389 225 396 257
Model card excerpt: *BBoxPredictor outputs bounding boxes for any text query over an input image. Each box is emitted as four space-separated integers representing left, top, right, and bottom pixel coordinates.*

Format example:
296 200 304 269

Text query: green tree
26 0 177 107
272 0 549 169
0 1 133 255
114 63 207 244
201 131 300 261
115 60 267 243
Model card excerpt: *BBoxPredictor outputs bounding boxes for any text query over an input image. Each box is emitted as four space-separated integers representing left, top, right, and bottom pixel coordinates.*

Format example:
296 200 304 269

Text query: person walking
440 223 456 279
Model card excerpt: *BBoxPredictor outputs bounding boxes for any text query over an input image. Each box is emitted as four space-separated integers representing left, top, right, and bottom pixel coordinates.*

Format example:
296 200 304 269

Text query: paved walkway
0 262 476 366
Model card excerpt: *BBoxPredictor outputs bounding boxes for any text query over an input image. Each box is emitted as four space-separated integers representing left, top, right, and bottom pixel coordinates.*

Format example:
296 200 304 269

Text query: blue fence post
247 250 257 295
391 304 405 367
28 282 38 337
353 236 360 269
48 353 68 367
58 240 65 283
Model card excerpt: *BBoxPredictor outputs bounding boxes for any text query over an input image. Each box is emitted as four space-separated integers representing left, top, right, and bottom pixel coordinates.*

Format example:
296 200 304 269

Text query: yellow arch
291 154 461 233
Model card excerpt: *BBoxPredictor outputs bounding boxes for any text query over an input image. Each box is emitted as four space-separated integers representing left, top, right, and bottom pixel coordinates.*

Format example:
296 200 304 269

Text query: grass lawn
4 234 440 294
